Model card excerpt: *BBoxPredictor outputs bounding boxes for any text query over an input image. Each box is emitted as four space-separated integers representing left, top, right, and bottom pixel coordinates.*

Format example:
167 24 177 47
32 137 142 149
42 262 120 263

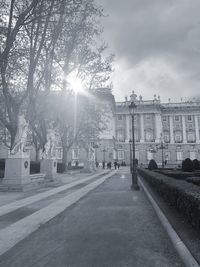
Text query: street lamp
129 101 139 190
129 139 133 173
157 134 168 169
102 148 106 162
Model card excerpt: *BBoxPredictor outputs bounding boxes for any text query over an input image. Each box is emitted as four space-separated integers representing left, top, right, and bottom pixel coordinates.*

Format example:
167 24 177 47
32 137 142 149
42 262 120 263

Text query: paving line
138 176 200 267
0 170 116 256
0 171 109 217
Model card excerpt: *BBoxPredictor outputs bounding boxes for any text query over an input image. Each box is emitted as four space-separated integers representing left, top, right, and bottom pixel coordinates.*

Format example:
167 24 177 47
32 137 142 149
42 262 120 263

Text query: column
155 113 162 143
140 114 144 142
195 115 200 143
126 114 130 142
182 115 187 143
169 116 174 143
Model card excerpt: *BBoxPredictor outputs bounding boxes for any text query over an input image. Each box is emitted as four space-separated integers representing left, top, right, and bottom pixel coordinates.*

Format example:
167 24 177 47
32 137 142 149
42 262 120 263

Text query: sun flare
68 74 84 94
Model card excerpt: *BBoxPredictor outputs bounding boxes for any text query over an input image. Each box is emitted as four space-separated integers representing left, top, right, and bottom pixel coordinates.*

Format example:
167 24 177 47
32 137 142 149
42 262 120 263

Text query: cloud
98 0 200 101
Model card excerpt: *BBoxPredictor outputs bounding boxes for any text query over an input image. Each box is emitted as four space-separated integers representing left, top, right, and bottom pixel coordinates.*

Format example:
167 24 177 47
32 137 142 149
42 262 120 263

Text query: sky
98 0 200 102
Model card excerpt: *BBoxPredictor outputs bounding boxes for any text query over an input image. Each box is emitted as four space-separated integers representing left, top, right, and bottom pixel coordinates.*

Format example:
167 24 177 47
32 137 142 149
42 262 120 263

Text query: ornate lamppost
129 139 133 173
157 134 168 168
129 102 139 190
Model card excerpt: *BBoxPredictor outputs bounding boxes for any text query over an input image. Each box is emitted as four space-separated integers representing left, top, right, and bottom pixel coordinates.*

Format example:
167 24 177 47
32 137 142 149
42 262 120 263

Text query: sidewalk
0 168 184 267
0 169 106 207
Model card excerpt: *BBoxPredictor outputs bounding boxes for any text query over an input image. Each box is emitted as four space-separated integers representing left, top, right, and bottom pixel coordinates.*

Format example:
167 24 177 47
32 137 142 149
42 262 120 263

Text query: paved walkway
0 169 106 207
0 168 184 267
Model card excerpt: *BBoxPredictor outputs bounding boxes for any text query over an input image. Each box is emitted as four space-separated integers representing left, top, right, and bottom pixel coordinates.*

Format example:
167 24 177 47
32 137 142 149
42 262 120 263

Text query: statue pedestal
3 154 31 190
40 159 57 181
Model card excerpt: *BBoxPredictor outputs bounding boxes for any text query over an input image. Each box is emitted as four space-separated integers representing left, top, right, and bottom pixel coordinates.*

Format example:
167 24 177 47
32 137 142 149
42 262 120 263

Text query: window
176 151 183 161
175 116 180 121
162 116 167 121
117 129 124 142
72 148 79 160
118 115 123 120
187 131 195 142
187 115 192 121
189 151 196 160
118 150 125 160
188 123 193 129
164 134 170 143
175 133 182 143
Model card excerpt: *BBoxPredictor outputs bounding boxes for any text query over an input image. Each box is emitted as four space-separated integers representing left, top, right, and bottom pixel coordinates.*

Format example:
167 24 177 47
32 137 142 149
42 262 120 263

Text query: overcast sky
98 0 200 102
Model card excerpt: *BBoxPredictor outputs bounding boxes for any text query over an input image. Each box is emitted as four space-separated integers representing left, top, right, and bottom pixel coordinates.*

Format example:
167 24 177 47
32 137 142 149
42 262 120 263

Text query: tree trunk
35 148 40 161
62 146 68 171
83 148 91 173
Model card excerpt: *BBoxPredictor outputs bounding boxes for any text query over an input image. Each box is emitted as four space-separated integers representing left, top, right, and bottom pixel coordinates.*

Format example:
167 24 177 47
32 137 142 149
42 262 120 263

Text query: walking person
114 161 117 170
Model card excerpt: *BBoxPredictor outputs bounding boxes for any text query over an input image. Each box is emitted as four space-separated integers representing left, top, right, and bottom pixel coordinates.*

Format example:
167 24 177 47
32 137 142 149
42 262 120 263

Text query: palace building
89 89 200 168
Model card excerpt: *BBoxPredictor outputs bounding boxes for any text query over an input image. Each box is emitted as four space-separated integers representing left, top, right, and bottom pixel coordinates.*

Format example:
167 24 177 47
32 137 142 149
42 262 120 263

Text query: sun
68 73 84 94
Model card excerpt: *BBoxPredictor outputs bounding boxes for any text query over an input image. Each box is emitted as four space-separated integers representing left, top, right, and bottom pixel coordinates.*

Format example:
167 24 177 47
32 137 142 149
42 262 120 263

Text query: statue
11 115 28 155
88 146 96 171
88 146 95 162
42 128 56 159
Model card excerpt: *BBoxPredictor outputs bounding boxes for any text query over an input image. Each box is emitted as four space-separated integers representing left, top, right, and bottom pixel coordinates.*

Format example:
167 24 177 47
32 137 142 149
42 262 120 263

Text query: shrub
138 168 200 230
148 159 158 170
186 177 200 186
193 159 200 170
30 161 40 174
57 163 66 173
182 158 194 172
155 170 195 180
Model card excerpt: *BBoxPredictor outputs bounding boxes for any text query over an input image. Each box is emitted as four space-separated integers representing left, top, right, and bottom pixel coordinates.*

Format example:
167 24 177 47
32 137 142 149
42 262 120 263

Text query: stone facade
61 89 200 168
114 91 200 167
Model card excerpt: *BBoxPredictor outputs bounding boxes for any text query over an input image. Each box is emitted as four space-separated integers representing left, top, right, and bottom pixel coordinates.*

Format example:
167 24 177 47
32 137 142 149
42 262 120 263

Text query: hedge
138 168 200 230
186 177 200 187
155 169 200 180
182 158 194 172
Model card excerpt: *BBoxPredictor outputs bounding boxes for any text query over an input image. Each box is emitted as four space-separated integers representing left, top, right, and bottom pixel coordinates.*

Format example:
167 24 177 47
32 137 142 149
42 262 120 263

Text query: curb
138 176 200 267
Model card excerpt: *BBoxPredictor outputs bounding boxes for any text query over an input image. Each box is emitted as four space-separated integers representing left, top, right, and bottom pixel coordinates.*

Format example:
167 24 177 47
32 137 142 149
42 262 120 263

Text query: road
0 168 184 267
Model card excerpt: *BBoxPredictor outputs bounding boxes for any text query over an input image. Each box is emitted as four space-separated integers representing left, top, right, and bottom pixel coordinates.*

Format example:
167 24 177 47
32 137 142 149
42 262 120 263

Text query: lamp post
157 134 168 169
129 139 132 173
103 148 106 162
93 144 99 166
129 102 139 190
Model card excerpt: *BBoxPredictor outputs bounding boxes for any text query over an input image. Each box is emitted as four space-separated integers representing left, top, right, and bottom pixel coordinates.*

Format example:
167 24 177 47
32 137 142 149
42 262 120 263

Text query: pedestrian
117 162 120 169
102 161 105 169
114 161 117 169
